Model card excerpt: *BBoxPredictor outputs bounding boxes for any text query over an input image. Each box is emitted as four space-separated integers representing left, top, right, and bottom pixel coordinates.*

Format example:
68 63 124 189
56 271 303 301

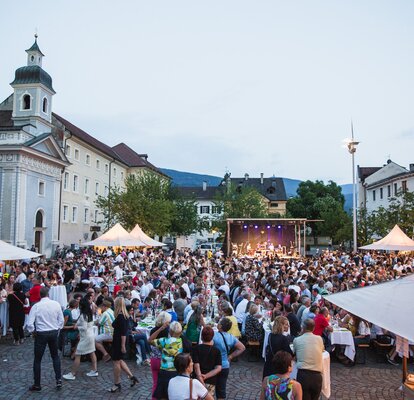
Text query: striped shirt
99 309 115 335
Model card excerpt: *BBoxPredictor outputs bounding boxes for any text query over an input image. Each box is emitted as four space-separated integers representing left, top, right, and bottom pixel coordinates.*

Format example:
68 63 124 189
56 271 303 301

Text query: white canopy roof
359 224 414 251
83 223 147 247
0 240 42 260
130 224 165 247
324 274 414 342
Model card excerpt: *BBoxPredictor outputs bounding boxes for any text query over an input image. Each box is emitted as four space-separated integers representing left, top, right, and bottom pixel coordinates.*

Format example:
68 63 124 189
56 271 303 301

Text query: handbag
12 293 31 314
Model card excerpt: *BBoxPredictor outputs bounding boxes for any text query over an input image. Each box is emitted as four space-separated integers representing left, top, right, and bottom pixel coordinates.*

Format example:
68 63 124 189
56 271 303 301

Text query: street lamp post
345 125 360 253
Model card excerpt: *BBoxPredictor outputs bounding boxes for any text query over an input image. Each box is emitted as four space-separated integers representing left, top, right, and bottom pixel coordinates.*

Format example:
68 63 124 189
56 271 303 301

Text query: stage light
277 225 281 229
243 225 247 229
254 225 258 229
267 225 271 229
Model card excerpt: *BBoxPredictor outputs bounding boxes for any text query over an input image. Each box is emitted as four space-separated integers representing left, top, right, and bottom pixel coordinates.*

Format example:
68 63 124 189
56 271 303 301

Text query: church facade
0 37 166 257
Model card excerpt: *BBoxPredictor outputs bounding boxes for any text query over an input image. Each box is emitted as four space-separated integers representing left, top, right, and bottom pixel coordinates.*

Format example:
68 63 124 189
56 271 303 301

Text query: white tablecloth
330 329 355 361
49 286 67 309
291 351 331 399
262 327 271 359
0 302 8 336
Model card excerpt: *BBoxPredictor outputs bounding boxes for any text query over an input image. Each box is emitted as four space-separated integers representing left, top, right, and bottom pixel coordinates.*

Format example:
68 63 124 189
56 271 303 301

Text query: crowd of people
0 246 412 399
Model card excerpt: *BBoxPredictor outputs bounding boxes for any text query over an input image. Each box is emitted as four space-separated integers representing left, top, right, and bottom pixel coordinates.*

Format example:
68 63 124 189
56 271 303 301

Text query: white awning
324 274 414 342
0 240 42 260
83 223 147 247
359 224 414 251
130 224 165 247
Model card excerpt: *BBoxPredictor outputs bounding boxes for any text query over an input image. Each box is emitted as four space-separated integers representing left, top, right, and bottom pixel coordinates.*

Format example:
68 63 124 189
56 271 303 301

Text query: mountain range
161 168 353 211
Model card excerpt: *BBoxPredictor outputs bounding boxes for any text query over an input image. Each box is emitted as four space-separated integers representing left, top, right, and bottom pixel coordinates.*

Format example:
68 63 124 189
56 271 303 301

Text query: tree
212 183 268 233
287 180 352 244
169 189 200 236
96 173 199 238
359 191 414 241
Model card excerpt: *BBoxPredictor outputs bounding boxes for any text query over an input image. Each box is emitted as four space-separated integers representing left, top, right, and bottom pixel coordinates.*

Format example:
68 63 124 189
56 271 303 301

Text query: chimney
410 163 414 172
244 173 249 181
202 181 207 191
260 173 264 184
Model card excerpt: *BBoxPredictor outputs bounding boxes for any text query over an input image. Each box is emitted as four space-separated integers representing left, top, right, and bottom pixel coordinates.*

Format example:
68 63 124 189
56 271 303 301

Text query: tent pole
403 356 407 383
227 220 231 257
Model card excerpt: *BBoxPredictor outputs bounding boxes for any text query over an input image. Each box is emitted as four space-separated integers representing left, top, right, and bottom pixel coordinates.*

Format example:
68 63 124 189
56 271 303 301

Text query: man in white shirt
235 292 251 325
27 287 64 392
113 263 124 282
140 277 153 301
293 318 324 400
218 277 230 296
15 265 27 283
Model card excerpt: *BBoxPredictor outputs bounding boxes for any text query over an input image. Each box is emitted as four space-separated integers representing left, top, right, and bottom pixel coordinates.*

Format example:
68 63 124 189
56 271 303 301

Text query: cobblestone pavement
0 335 409 400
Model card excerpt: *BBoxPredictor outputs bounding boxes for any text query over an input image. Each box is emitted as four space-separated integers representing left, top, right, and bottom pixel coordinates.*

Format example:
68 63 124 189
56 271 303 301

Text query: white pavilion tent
324 274 414 396
359 224 414 251
324 273 414 343
0 240 42 260
83 223 146 247
129 224 165 247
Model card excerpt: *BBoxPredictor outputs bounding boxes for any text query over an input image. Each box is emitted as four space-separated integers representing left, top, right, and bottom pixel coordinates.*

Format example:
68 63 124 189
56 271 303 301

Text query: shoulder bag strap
12 293 25 307
219 331 229 354
189 378 193 400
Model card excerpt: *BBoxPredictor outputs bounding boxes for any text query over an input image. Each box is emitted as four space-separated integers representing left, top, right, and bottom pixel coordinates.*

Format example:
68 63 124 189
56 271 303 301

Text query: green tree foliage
358 191 414 243
169 188 200 236
95 173 199 237
212 183 268 232
287 180 352 244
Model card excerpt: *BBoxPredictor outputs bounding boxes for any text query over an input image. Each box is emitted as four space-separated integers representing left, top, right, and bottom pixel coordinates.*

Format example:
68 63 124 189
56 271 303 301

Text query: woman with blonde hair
107 297 138 393
262 316 293 378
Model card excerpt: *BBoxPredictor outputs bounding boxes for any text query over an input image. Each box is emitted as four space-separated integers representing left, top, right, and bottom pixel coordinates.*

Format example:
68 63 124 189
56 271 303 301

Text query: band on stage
231 241 297 257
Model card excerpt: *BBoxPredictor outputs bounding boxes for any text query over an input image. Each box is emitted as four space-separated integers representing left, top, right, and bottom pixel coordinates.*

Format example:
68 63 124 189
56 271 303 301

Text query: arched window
35 210 43 228
23 94 31 110
42 97 48 113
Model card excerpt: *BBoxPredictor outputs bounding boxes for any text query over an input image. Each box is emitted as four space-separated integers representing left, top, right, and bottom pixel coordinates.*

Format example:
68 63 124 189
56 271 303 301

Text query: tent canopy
324 274 414 342
83 223 147 247
0 240 42 260
359 224 414 251
130 224 165 247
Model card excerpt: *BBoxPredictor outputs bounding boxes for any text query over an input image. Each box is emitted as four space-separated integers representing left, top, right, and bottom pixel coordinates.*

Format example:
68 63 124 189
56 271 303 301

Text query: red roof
53 113 120 161
112 143 169 178
52 113 167 177
358 166 381 181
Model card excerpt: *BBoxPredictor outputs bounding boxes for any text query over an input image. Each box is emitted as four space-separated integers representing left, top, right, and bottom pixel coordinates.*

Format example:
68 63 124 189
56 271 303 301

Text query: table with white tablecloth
262 326 272 359
291 350 331 399
49 285 68 309
0 302 8 336
330 329 355 361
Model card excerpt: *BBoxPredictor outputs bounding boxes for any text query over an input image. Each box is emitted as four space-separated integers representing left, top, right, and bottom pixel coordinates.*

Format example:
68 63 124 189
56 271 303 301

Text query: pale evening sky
1 1 414 184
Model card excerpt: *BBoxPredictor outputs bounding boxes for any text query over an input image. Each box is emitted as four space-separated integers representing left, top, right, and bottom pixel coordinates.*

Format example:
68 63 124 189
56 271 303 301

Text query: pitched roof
357 166 381 181
53 113 122 162
175 186 222 200
24 132 50 146
26 38 45 56
230 177 287 201
112 142 169 178
0 110 13 127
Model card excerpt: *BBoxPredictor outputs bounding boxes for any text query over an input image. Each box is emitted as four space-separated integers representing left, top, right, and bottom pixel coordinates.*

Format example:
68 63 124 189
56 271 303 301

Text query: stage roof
227 218 310 224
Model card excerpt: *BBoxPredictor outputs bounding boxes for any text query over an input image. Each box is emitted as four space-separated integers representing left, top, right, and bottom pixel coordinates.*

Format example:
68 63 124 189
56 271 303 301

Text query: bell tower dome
10 35 56 133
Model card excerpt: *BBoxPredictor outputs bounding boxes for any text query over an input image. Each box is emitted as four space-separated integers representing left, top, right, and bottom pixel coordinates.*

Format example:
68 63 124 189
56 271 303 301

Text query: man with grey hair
27 286 64 392
293 318 324 400
234 291 251 328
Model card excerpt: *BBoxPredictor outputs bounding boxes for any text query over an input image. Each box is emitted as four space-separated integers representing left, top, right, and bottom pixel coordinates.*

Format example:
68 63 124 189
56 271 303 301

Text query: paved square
0 336 407 399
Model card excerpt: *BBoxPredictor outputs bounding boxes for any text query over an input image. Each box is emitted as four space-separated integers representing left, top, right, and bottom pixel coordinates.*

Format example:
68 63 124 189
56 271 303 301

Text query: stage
225 218 310 258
